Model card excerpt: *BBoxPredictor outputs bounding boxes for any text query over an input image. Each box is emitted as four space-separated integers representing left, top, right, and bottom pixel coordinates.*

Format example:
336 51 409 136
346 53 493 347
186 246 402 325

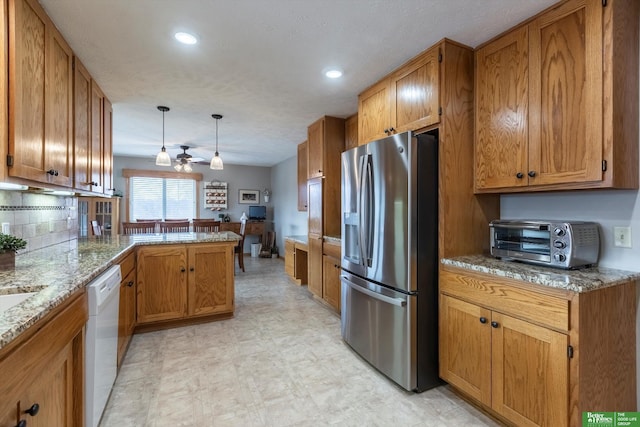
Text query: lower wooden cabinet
136 243 234 327
0 291 87 427
440 266 637 427
307 235 323 297
322 254 341 312
117 251 136 368
285 239 295 278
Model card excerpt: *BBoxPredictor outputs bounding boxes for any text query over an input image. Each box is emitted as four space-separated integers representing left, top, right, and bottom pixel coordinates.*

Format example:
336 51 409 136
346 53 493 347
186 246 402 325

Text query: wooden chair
160 221 190 233
234 220 247 272
164 218 188 222
91 220 102 236
192 219 221 233
122 222 156 235
135 218 161 222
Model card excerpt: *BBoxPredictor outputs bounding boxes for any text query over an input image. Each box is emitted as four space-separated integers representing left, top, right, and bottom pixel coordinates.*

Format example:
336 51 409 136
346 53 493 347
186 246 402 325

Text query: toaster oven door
491 224 551 263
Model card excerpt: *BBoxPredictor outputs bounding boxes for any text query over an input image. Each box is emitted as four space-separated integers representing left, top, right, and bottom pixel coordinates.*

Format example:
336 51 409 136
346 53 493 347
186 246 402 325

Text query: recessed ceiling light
175 32 198 45
325 69 343 79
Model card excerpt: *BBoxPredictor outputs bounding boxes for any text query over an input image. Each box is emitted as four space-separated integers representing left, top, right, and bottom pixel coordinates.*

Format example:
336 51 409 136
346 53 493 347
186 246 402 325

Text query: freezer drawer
340 272 416 391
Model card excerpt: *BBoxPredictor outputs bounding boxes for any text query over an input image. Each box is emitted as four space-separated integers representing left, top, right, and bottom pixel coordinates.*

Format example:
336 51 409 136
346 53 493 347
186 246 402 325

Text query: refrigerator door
342 132 413 291
340 271 416 391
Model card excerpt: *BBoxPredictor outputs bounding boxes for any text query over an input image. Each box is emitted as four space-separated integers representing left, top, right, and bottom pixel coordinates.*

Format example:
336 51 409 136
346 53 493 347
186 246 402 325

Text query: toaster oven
489 220 600 269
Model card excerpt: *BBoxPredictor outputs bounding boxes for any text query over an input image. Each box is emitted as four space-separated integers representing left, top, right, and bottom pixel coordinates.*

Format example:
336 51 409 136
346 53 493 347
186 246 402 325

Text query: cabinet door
475 26 529 190
103 97 113 195
187 244 234 317
137 245 188 323
322 254 341 311
307 118 324 179
117 267 135 367
344 114 358 151
491 312 568 427
297 141 308 211
19 340 75 427
307 177 322 236
90 81 104 193
73 58 92 191
358 78 391 145
439 295 491 406
391 46 440 133
284 239 295 278
8 0 47 183
307 235 323 297
528 0 603 186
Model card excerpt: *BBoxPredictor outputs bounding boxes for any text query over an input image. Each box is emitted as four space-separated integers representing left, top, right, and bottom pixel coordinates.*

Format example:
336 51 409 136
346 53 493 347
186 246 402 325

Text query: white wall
271 155 308 253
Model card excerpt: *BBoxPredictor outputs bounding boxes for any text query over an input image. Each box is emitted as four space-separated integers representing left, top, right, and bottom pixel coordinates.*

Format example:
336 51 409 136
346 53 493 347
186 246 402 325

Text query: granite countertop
323 235 341 244
0 231 240 351
441 254 640 293
285 235 308 245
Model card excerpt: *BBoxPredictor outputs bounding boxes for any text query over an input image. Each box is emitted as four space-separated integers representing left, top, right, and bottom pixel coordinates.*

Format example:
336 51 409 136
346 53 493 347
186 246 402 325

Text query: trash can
251 243 262 258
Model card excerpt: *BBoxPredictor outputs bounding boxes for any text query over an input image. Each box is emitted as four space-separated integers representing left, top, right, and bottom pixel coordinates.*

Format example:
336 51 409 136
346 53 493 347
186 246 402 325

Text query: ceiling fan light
174 163 182 172
156 148 172 166
210 153 223 170
184 163 193 173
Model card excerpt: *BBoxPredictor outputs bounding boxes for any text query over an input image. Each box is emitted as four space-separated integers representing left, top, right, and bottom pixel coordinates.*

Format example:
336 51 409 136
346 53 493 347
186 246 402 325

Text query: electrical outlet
49 219 54 233
613 226 632 248
1 223 9 234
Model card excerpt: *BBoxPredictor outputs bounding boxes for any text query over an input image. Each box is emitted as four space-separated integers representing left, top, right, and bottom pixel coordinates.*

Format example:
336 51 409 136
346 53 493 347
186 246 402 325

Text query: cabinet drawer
440 268 570 332
323 241 341 258
118 251 136 277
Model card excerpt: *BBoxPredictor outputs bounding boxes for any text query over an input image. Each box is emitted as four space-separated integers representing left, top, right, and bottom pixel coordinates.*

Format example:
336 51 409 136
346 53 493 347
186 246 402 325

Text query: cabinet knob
516 172 524 179
180 267 186 273
25 403 40 416
127 281 134 287
383 128 389 134
491 321 499 328
389 127 395 133
479 317 487 324
528 171 536 178
190 267 195 272
16 420 26 427
47 169 58 176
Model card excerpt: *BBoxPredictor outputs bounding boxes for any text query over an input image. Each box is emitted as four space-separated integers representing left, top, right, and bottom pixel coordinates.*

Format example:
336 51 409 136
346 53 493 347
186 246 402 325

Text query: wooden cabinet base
133 311 234 334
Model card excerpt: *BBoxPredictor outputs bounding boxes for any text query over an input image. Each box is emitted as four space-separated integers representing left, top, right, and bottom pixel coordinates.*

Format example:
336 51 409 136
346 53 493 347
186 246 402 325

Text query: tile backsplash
0 191 78 253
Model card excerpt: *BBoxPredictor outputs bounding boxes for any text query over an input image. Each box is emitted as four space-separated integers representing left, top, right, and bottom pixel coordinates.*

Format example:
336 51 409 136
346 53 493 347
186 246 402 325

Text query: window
130 177 196 221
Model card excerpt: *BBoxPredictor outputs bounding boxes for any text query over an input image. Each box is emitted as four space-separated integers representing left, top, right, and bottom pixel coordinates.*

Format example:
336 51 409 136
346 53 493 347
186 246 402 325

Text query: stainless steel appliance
341 130 439 392
490 220 600 269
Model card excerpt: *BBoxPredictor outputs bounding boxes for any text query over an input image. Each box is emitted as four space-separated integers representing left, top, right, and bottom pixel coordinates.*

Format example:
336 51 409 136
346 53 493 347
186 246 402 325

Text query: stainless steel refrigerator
340 130 439 392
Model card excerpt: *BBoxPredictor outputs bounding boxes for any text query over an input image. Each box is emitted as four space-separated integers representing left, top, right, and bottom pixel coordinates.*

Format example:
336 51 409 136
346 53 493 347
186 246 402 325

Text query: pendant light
155 106 172 166
210 114 224 170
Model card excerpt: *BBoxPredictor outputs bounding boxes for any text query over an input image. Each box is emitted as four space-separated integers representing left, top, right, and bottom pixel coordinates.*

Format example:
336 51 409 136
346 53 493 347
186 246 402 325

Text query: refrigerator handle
341 276 406 307
358 155 368 266
364 155 374 267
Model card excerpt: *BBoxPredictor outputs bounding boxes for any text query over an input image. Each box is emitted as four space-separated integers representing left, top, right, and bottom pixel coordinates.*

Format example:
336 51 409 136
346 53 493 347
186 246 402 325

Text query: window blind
130 177 195 221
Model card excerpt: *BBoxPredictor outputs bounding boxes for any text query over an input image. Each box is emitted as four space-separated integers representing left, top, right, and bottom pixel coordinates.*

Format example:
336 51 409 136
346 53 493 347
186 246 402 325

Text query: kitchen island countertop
441 254 640 293
0 232 240 351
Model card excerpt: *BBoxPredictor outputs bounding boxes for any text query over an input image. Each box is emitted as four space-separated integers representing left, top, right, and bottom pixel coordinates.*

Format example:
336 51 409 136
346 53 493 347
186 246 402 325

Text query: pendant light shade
210 114 224 170
155 106 172 166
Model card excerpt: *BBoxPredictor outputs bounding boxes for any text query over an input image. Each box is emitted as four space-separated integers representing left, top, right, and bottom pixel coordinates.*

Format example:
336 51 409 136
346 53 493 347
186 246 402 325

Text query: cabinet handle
190 267 195 272
388 127 395 133
127 281 134 287
516 172 524 179
16 420 26 427
528 171 536 178
180 267 186 273
25 403 40 416
383 128 389 133
479 317 487 324
47 169 58 176
491 321 499 328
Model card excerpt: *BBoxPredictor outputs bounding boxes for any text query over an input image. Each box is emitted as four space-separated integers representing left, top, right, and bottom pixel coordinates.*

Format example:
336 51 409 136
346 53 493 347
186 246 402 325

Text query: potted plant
0 233 27 269
271 245 278 258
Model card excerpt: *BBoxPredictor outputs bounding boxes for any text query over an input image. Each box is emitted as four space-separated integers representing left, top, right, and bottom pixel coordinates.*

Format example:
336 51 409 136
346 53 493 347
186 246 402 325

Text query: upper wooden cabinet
74 58 92 192
90 81 105 194
344 113 358 151
297 141 308 211
7 0 73 187
475 0 639 192
358 44 440 145
307 116 345 179
103 98 114 195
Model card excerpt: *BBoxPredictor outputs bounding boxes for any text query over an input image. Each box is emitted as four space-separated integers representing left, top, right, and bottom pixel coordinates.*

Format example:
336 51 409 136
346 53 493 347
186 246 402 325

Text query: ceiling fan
174 145 197 172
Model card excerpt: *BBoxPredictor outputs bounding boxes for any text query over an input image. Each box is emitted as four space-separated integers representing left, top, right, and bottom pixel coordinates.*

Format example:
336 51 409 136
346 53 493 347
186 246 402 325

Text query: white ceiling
39 0 557 167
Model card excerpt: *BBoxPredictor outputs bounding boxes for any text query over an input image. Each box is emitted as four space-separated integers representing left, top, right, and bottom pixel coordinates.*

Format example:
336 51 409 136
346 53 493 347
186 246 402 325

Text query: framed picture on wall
238 189 259 204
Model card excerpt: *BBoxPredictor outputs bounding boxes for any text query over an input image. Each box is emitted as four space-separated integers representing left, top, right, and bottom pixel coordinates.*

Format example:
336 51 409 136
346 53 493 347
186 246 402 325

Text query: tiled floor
100 257 499 427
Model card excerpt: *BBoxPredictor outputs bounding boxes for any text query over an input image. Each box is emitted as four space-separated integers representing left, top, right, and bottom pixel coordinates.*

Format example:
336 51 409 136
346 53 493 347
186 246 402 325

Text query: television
248 205 266 221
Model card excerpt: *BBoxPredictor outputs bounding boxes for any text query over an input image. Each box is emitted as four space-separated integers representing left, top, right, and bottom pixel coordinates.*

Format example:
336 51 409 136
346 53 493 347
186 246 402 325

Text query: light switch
613 226 632 248
1 223 9 234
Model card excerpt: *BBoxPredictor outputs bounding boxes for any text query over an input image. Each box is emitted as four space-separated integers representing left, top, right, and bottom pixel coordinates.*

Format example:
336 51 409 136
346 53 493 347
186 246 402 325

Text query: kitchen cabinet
7 0 73 187
475 0 639 192
344 113 358 151
117 251 136 368
103 97 113 195
297 141 308 211
440 265 637 426
136 242 234 328
307 116 344 180
73 57 92 192
284 237 308 285
322 240 341 312
0 290 87 427
88 196 119 235
307 235 323 298
90 81 105 194
307 177 322 236
358 44 440 145
285 238 295 277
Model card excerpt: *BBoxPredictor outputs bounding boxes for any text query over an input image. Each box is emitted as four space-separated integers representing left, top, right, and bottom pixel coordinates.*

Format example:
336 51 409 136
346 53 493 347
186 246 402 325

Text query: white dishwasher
85 265 121 427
